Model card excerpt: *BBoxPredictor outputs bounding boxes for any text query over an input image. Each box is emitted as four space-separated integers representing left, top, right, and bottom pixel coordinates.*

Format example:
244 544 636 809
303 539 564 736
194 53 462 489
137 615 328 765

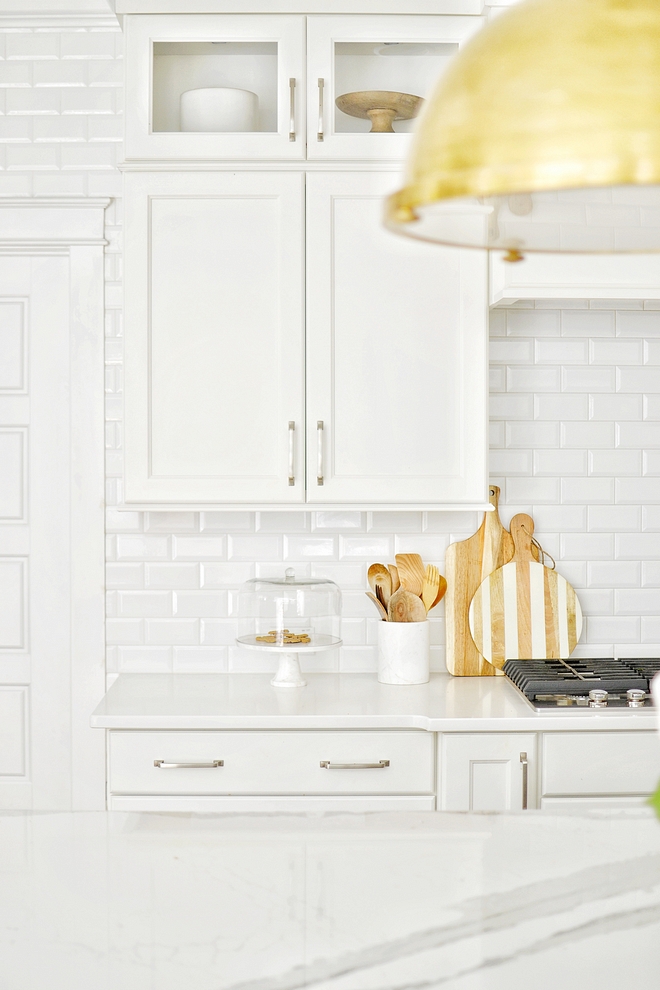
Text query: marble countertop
1 807 659 990
91 672 659 731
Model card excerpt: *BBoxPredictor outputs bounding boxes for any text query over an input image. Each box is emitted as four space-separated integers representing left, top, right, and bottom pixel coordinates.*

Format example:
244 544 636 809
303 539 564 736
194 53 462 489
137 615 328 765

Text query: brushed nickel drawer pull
154 760 224 769
289 77 296 142
317 78 324 141
317 420 324 485
520 752 528 810
288 420 295 485
320 760 390 770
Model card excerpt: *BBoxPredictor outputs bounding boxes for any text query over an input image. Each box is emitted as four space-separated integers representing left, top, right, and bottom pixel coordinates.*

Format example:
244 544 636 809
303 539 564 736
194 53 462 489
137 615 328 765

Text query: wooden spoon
422 564 440 612
388 588 427 622
431 574 448 609
395 553 425 598
365 591 388 620
368 563 392 606
388 564 400 594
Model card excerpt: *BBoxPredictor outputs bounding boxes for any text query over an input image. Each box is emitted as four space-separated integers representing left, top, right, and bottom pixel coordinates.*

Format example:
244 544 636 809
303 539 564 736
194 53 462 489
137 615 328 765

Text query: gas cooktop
503 657 660 712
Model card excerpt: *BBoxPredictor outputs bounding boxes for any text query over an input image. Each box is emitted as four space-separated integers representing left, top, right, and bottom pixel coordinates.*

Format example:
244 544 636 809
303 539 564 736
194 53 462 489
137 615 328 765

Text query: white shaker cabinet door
440 733 537 811
305 171 488 504
124 171 305 504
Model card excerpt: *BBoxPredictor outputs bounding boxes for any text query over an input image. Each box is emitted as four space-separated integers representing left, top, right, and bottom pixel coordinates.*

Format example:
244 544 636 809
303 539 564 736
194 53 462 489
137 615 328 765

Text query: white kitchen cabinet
542 731 659 800
123 169 305 504
123 169 488 507
306 171 488 504
439 733 537 811
124 14 306 161
490 251 660 305
306 14 482 161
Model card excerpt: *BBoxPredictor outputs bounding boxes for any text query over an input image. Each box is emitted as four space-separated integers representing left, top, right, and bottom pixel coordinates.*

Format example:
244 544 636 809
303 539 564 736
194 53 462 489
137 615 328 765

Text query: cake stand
335 90 423 133
236 633 341 688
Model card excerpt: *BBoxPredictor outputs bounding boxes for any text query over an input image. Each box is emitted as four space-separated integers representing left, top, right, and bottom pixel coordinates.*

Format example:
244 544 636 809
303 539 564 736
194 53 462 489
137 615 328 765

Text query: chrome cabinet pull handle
289 77 296 142
520 752 528 810
317 78 324 141
317 420 324 485
320 760 390 770
154 760 224 769
288 420 295 486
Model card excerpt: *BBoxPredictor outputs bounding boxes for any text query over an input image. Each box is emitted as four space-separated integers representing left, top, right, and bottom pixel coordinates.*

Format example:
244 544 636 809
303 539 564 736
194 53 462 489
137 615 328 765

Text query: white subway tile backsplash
587 560 640 588
535 339 588 364
578 589 614 614
506 310 560 336
616 533 660 558
561 422 614 448
147 511 197 532
490 393 534 420
201 563 253 588
146 563 199 589
533 449 586 476
490 449 533 475
561 311 615 336
589 449 641 476
588 505 641 532
490 339 534 364
201 512 254 532
561 366 616 392
617 422 660 446
507 366 561 392
6 32 59 60
284 536 336 559
589 393 642 420
506 477 559 503
534 393 588 420
560 533 613 560
312 511 365 531
146 619 199 645
616 589 660 614
175 536 226 560
644 450 660 475
584 616 639 643
173 648 228 673
532 505 587 531
116 535 169 560
175 592 227 618
200 620 237 645
339 536 393 560
616 478 660 503
118 591 172 618
617 311 660 336
506 422 559 447
369 511 422 533
641 561 660 586
258 512 308 533
393 535 449 560
589 339 644 365
561 477 614 503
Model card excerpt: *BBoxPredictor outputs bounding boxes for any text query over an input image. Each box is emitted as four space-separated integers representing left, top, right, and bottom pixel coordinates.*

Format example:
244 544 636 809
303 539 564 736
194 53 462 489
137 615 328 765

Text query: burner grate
503 657 660 699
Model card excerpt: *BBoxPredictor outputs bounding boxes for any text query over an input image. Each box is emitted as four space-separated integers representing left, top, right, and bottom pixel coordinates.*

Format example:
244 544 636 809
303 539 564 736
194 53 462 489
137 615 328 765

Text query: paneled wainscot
91 673 660 812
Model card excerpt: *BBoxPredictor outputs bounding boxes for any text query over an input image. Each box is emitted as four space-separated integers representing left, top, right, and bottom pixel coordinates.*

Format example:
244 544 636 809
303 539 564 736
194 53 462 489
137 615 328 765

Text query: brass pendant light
385 0 660 259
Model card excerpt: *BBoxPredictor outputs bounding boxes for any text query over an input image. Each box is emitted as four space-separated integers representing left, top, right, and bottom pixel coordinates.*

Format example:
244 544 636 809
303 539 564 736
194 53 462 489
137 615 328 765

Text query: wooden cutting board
445 486 514 677
468 513 583 670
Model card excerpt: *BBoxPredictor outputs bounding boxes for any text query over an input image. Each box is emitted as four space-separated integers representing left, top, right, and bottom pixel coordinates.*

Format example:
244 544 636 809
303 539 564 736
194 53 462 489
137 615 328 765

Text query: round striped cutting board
468 514 583 669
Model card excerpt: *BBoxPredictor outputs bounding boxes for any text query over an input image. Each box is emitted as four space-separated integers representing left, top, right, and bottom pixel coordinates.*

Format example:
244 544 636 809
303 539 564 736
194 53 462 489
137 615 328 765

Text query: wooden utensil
395 554 425 598
388 564 400 594
444 486 514 677
468 513 583 669
422 564 441 612
368 562 392 607
388 588 427 623
431 574 448 609
365 591 388 621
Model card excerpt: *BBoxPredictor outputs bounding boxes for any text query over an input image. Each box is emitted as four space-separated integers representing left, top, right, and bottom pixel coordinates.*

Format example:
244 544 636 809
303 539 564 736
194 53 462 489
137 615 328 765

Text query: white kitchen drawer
109 730 434 796
542 732 659 796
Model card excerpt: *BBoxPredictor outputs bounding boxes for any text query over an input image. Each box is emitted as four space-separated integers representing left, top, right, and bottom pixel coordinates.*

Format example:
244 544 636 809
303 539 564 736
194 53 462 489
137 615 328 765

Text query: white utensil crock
378 620 430 685
180 87 258 132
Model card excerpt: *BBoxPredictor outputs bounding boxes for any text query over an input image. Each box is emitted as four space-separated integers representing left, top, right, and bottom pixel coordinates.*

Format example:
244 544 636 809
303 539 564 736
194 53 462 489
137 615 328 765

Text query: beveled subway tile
284 536 337 560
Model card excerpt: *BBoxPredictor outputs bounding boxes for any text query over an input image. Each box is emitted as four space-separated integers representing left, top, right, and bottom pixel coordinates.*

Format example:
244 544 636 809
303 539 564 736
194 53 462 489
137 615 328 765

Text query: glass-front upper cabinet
124 15 305 161
307 15 484 161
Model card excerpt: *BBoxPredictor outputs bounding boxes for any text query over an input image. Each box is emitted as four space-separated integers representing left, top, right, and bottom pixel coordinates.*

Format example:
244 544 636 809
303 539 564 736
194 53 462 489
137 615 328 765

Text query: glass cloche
236 569 342 688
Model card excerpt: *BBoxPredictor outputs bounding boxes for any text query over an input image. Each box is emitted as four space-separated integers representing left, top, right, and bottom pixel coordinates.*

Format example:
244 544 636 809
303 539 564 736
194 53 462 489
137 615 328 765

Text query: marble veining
1 809 659 989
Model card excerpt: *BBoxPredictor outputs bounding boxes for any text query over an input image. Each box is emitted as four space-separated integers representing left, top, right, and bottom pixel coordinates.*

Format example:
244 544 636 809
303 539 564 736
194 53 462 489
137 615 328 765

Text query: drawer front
542 731 659 796
109 730 434 795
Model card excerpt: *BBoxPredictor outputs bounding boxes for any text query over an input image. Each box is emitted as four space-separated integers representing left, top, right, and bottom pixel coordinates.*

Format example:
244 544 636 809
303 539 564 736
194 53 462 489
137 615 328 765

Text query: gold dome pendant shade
385 0 660 257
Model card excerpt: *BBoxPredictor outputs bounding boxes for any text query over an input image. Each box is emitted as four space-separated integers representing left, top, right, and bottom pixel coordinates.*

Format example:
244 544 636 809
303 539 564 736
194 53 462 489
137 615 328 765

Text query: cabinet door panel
124 171 305 503
440 733 537 811
125 14 305 161
542 731 659 796
306 171 487 503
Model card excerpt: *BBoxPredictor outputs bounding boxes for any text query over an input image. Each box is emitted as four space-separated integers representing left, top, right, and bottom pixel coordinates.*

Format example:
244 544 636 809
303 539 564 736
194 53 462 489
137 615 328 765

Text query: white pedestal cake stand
236 634 342 688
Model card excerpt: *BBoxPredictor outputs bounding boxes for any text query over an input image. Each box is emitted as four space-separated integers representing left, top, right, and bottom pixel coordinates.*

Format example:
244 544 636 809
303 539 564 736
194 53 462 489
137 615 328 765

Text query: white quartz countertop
2 807 659 990
91 673 658 731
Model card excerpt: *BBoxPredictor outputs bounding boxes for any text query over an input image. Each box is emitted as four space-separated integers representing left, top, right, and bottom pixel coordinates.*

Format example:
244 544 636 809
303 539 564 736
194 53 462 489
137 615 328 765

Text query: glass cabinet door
306 14 483 161
125 14 305 161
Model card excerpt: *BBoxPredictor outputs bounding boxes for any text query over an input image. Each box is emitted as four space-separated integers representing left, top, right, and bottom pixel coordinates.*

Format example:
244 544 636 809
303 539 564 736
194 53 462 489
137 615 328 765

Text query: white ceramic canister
180 87 258 132
377 620 430 685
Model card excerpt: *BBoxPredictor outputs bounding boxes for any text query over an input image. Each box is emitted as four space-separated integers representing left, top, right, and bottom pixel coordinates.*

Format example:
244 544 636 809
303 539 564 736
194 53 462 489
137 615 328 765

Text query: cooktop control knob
588 689 609 708
627 689 646 708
